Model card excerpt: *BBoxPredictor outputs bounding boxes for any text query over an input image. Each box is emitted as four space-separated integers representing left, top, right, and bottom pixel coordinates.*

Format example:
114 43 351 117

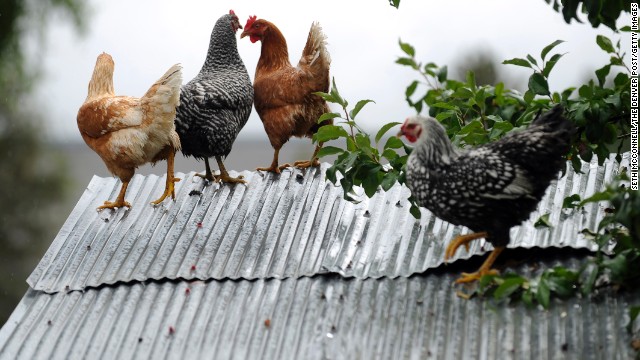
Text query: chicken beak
240 30 248 39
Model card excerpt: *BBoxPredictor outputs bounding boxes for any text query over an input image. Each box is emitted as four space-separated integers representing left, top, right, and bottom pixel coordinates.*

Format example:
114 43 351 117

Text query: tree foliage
0 0 85 326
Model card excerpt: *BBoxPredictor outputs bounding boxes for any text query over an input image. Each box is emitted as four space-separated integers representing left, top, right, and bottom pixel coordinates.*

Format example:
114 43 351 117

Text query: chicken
398 106 573 283
77 53 182 210
174 10 253 184
240 15 331 173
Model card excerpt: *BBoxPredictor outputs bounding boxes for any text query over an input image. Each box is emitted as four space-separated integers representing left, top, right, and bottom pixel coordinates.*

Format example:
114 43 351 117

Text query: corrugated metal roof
1 257 636 360
27 154 627 293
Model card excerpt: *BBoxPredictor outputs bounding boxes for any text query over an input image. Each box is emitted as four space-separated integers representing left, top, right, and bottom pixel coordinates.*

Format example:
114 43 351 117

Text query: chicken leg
151 150 180 205
443 231 502 283
454 247 504 283
214 156 246 184
195 158 216 182
257 148 283 174
292 142 322 169
98 181 131 210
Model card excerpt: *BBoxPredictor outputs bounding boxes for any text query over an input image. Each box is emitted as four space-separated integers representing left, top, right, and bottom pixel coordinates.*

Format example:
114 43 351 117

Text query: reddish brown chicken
77 53 182 210
240 16 331 173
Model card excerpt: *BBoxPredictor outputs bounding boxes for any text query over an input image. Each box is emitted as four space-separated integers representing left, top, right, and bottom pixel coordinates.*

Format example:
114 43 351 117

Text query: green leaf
409 203 421 219
562 194 582 209
536 278 551 309
542 53 564 78
466 71 476 90
398 39 415 57
312 125 349 143
316 146 344 158
435 111 455 121
380 171 399 191
502 58 532 68
437 65 448 82
349 99 375 120
384 136 404 150
595 64 611 87
375 122 402 144
432 102 458 111
313 91 336 103
362 166 383 197
523 90 535 104
382 148 398 161
528 72 550 96
396 57 418 68
596 35 615 53
405 81 418 98
317 112 341 124
493 276 526 299
389 0 400 9
526 54 538 67
534 213 552 228
329 78 347 107
540 40 565 61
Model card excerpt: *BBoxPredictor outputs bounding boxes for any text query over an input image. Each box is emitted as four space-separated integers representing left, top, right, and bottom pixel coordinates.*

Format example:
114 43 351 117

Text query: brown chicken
77 53 182 210
241 16 331 173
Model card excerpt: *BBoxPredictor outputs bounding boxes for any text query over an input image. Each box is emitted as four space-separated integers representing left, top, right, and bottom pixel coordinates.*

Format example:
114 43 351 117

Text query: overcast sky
33 0 630 143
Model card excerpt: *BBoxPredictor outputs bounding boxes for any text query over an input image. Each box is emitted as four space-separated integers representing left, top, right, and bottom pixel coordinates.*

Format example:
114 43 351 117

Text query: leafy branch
312 79 422 218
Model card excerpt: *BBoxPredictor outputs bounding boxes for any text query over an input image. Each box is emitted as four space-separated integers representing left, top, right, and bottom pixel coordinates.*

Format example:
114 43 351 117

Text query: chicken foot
443 231 503 283
195 158 216 182
214 156 246 184
98 181 131 210
291 143 322 169
455 247 504 284
257 148 283 174
151 151 181 205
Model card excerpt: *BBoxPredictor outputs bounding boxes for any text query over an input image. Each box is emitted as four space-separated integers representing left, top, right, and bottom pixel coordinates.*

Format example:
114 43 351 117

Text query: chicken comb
245 15 257 29
229 10 235 15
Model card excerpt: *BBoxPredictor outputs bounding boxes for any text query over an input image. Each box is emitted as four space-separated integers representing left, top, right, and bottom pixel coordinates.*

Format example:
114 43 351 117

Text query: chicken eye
406 124 416 130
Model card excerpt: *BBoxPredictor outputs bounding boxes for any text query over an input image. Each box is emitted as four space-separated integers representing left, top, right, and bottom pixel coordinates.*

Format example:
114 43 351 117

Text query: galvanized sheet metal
27 154 627 293
3 258 637 360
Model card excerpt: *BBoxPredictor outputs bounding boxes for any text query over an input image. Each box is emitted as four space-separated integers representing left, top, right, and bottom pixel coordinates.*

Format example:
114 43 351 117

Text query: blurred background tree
0 0 86 325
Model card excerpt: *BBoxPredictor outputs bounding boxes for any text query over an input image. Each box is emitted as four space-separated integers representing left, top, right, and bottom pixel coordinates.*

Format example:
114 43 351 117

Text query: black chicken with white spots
398 105 573 283
175 10 253 184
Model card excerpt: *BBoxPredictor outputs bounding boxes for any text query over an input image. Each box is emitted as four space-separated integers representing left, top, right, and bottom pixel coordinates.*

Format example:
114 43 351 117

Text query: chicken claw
292 158 320 169
454 246 504 284
151 176 181 205
444 232 488 261
151 150 180 205
97 181 131 210
98 200 131 210
214 156 247 184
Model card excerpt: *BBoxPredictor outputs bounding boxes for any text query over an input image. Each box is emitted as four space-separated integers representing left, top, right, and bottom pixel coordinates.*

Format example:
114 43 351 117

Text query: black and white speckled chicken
399 105 573 283
175 10 253 184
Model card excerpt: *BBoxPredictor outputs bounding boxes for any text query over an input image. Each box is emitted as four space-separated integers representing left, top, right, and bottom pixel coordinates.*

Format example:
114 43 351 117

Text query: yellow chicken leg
444 231 488 261
214 156 246 184
444 231 503 283
258 148 283 174
455 247 504 283
292 142 322 169
98 181 131 210
151 151 180 205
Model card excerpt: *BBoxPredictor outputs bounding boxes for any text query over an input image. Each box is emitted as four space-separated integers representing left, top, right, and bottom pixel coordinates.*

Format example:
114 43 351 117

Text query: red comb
245 15 257 29
229 10 235 15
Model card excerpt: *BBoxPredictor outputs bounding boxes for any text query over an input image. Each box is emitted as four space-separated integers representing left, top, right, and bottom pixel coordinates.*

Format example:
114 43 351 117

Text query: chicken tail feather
299 22 330 84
